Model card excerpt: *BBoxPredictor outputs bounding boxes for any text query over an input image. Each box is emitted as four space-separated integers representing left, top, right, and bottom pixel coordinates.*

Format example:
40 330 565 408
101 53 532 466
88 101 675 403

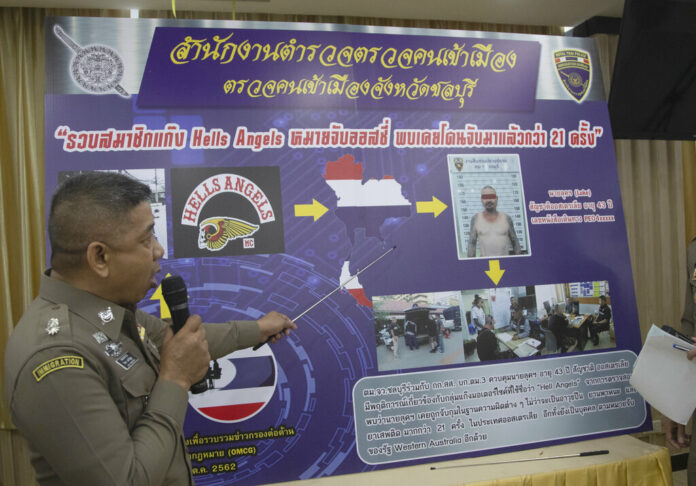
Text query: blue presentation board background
44 17 647 485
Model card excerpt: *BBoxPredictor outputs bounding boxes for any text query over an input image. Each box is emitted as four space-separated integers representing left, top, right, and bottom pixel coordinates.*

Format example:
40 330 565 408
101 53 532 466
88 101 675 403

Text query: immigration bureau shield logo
171 167 284 257
189 346 277 423
553 49 591 103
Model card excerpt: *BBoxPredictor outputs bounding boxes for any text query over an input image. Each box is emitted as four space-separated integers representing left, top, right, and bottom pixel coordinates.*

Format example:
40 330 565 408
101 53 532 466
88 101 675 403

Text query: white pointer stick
253 245 396 350
294 245 396 321
429 450 609 469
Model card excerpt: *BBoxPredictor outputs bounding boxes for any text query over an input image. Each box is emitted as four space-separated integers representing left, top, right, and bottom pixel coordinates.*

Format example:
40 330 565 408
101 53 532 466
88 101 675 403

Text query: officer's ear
85 241 111 278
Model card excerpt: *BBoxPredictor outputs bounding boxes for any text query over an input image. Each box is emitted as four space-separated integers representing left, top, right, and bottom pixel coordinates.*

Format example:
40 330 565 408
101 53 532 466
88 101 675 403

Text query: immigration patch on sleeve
33 355 84 382
171 167 285 257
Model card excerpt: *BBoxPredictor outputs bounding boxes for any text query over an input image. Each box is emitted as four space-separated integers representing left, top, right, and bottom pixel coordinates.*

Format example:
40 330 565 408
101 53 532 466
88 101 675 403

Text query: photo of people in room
463 281 615 362
374 281 615 369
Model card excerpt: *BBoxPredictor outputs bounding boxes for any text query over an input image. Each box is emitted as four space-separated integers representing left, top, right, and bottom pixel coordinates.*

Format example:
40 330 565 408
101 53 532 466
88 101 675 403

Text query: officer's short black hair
48 171 151 272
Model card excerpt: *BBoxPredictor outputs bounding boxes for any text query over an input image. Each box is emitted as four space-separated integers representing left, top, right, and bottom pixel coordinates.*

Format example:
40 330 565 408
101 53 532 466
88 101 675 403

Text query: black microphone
161 275 208 394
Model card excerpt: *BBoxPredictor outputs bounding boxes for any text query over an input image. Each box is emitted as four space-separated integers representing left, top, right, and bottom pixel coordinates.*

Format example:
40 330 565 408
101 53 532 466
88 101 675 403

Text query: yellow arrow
150 273 173 319
416 196 448 218
485 260 505 286
295 199 329 221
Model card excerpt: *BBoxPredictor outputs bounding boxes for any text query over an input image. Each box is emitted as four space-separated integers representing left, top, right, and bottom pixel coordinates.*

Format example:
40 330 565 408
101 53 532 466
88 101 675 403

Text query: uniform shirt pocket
120 364 157 431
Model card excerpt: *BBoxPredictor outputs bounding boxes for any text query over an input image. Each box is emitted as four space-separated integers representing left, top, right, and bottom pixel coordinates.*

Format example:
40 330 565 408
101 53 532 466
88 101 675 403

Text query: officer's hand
688 337 696 360
160 314 210 391
258 311 297 344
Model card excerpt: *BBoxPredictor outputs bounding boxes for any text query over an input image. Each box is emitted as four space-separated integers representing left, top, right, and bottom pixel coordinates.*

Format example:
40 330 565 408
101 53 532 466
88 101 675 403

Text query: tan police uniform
4 272 261 486
682 238 696 486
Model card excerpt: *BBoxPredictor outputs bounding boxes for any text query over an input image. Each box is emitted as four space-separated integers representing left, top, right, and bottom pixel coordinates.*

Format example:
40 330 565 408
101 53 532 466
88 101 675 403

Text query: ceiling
0 0 625 28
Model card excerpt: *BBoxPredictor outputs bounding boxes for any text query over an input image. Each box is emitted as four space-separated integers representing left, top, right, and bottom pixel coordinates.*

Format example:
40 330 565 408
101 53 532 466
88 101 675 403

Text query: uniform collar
39 270 136 342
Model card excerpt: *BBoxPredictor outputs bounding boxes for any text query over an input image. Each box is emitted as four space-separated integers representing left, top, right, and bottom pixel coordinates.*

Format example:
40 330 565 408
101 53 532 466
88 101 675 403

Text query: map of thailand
322 154 411 307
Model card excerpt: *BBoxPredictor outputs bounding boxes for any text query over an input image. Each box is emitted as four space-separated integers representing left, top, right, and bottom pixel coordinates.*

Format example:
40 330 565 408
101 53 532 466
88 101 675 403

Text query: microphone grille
161 275 187 305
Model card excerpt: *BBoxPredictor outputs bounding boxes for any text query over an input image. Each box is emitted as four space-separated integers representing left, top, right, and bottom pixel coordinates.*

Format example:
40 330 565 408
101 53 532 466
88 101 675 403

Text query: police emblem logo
553 49 591 103
53 25 129 98
454 160 464 171
172 167 285 257
98 307 114 324
104 341 124 358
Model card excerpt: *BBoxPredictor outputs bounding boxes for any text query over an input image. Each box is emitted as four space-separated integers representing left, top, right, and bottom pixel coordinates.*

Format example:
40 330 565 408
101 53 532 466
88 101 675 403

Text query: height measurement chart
448 154 530 259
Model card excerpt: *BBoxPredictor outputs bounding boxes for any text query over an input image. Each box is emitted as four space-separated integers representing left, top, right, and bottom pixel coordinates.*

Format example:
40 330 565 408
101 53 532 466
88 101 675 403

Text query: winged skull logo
198 217 259 251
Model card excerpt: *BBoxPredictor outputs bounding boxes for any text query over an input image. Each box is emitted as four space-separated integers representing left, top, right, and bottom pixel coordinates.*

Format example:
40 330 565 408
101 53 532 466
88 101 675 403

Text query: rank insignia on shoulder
92 331 109 344
45 318 60 336
98 307 114 324
33 355 84 382
104 341 124 358
116 352 138 370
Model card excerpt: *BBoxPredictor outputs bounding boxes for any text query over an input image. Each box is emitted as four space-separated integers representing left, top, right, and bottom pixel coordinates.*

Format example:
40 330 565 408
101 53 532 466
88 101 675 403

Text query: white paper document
513 341 540 357
629 324 696 424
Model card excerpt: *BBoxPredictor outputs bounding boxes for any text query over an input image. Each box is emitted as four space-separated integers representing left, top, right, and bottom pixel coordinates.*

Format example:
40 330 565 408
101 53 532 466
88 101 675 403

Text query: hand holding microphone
160 275 210 394
159 315 210 393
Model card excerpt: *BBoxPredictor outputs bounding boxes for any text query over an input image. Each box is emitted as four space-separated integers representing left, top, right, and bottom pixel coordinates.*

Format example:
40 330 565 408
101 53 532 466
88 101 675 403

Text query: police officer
664 237 696 486
4 172 296 485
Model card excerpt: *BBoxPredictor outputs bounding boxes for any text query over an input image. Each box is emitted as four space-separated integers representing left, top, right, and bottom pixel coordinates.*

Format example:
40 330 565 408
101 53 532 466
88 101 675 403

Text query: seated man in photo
549 307 576 353
511 308 530 340
588 295 612 345
476 316 500 361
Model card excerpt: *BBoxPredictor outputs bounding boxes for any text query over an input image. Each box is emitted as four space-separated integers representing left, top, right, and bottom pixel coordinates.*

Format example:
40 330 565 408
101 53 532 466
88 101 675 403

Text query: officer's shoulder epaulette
36 303 72 343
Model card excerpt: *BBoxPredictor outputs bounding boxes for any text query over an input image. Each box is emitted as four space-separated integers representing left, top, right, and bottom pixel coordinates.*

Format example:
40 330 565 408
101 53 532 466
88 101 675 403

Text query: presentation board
45 16 647 485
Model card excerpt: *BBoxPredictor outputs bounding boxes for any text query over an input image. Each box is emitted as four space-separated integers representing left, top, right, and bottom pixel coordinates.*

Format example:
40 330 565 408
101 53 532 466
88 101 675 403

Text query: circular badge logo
568 72 584 89
71 45 124 94
188 345 277 423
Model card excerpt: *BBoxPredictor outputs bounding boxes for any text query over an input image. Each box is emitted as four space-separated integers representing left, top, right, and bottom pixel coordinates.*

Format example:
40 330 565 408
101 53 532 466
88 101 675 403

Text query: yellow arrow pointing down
416 196 448 218
294 199 329 221
485 260 505 286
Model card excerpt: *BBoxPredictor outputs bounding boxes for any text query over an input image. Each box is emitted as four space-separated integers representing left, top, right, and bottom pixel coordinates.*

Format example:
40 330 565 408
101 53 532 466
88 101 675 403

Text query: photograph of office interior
464 281 615 363
372 281 614 371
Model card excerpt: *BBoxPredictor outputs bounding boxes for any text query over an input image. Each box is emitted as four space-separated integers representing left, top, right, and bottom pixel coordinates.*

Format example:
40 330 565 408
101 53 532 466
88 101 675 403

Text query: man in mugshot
467 186 521 258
